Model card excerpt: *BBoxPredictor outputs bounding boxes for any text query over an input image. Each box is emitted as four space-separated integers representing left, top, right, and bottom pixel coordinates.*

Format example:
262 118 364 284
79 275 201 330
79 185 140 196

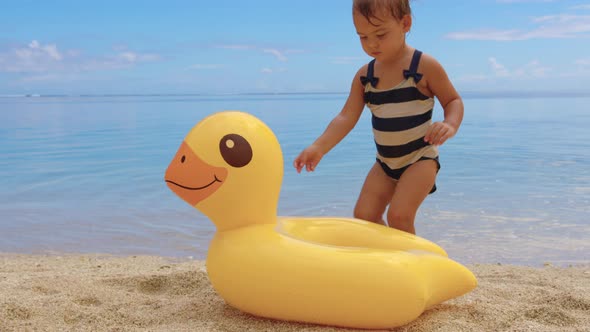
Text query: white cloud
216 43 304 62
491 58 551 78
497 0 559 3
118 51 160 63
570 4 590 10
446 14 590 40
188 64 224 70
515 60 551 77
6 40 64 72
575 58 590 66
0 40 161 75
458 58 552 83
446 29 520 41
263 49 288 62
260 67 287 74
489 57 510 77
26 40 63 60
263 49 304 62
215 44 256 50
119 52 137 62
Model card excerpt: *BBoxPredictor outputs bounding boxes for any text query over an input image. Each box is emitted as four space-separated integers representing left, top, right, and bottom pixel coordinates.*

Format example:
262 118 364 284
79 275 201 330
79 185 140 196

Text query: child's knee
354 207 381 224
386 209 414 228
353 207 370 221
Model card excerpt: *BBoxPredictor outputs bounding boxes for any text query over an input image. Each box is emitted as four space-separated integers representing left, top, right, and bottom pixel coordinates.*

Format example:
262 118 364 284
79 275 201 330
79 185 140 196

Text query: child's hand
424 122 456 146
293 145 324 173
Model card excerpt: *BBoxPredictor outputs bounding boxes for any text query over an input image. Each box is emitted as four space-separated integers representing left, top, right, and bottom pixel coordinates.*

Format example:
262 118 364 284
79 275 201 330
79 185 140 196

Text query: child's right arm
294 66 367 173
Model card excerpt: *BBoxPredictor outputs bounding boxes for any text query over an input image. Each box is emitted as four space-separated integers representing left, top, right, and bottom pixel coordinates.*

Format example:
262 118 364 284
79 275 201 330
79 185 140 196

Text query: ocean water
0 94 588 266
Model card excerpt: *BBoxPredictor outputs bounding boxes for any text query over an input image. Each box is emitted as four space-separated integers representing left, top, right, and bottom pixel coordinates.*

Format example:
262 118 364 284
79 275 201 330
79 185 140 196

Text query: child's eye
377 33 387 39
359 36 367 40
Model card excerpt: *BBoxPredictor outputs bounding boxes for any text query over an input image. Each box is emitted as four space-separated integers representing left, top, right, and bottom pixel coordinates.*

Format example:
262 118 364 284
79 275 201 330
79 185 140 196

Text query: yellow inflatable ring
165 111 477 329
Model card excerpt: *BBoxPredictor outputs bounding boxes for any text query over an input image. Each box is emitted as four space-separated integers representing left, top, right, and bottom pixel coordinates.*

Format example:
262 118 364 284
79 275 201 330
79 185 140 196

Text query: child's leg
353 162 397 226
386 160 438 234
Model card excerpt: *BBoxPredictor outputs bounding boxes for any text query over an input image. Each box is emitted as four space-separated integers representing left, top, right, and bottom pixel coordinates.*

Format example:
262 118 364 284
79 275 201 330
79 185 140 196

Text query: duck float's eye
219 134 252 168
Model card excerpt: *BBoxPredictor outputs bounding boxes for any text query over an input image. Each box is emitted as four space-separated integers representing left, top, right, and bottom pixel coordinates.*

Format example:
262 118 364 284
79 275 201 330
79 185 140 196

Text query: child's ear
402 15 412 32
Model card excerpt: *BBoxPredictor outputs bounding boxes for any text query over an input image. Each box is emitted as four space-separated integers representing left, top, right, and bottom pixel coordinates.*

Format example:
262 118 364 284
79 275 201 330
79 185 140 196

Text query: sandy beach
0 255 588 331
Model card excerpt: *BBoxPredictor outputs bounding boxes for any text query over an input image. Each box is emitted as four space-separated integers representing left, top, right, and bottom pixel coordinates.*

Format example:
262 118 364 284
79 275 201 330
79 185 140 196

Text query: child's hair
353 0 411 23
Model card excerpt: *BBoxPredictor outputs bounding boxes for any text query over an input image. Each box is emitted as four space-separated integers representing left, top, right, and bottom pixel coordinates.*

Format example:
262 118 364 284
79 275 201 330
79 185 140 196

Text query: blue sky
1 0 589 95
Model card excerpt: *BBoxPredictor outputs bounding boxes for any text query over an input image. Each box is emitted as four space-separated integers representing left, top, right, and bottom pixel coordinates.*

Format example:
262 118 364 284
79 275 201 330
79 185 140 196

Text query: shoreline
1 254 589 331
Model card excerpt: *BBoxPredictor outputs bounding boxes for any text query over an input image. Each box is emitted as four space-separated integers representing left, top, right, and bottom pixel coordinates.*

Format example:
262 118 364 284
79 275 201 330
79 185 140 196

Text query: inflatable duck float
164 111 477 329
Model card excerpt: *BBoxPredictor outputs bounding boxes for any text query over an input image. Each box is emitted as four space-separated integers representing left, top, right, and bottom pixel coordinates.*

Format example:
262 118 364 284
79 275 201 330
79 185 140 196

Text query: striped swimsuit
360 50 439 193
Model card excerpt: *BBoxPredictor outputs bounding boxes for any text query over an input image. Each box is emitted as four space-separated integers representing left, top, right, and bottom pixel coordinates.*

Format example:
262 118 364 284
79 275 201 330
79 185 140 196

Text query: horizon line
1 90 589 99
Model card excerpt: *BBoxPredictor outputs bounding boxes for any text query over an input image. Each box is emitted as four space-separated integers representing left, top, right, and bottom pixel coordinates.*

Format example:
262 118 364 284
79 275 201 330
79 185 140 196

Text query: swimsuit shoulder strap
403 50 424 83
360 59 378 88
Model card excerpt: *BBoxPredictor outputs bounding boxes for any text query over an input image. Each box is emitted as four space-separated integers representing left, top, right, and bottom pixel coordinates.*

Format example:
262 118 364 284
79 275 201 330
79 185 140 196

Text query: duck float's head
165 111 283 231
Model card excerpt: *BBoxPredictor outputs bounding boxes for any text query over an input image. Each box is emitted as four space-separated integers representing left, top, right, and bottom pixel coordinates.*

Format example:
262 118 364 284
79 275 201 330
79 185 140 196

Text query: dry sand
1 254 589 332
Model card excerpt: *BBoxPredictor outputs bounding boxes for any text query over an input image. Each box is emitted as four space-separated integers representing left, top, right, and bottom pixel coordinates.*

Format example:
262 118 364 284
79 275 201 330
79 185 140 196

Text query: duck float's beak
164 141 228 207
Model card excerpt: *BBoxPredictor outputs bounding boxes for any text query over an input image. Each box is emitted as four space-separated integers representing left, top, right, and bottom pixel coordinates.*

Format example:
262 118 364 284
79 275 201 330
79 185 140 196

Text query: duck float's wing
206 224 477 330
277 217 447 256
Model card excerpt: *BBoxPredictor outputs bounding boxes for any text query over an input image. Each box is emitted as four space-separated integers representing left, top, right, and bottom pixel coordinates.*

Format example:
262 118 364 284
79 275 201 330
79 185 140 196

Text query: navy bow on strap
403 50 425 83
360 75 379 88
403 69 423 83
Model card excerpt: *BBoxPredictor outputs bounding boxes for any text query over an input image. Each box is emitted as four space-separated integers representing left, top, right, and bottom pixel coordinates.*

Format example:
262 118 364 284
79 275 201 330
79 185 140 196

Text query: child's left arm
421 54 464 146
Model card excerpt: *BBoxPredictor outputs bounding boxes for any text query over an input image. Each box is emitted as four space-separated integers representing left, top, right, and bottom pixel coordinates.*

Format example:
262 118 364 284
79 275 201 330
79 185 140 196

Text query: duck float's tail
411 251 478 309
207 225 477 329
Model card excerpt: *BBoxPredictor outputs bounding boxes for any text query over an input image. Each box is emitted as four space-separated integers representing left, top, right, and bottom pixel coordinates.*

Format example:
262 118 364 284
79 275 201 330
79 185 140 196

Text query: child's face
353 9 411 62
